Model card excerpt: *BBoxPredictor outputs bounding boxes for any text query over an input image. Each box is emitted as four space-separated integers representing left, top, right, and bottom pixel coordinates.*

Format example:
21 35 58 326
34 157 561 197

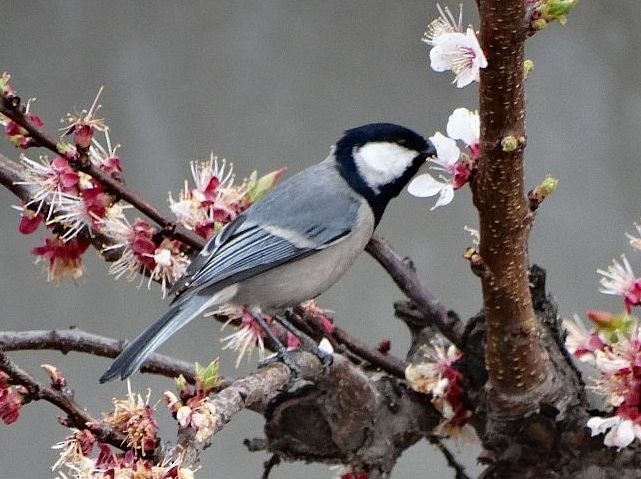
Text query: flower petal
408 174 445 198
430 132 460 166
446 108 480 147
587 416 619 436
431 183 455 210
604 418 635 448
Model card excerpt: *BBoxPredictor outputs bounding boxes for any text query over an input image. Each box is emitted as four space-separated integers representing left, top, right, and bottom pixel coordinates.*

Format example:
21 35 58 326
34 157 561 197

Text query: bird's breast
233 201 375 313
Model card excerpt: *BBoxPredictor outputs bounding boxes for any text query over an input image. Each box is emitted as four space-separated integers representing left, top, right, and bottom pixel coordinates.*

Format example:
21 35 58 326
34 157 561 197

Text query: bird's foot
258 350 313 392
274 310 334 374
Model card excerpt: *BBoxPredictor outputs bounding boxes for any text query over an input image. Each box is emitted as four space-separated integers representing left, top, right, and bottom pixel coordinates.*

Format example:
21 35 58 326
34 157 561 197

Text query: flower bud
41 364 67 390
248 168 286 203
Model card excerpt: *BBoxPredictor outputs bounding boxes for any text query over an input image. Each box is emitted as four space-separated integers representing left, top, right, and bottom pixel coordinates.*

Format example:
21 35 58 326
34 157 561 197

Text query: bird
100 123 435 382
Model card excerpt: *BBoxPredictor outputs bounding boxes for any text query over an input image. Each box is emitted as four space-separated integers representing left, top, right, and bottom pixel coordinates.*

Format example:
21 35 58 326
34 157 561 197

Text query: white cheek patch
353 142 418 192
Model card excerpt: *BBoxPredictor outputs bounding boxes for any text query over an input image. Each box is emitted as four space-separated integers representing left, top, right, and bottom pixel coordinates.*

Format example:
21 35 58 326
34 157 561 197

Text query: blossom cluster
407 107 480 209
168 156 281 241
564 221 641 448
102 383 159 454
164 360 220 443
216 300 334 368
405 339 471 437
0 79 120 282
101 206 191 298
51 382 200 478
1 74 283 297
168 155 283 241
52 428 195 479
422 4 487 88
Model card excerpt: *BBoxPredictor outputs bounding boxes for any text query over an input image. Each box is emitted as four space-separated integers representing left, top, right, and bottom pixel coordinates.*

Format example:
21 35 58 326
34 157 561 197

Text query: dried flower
103 381 158 454
626 222 641 252
41 364 67 390
16 155 80 219
147 239 190 298
32 236 90 282
0 372 23 425
219 307 267 367
406 338 471 437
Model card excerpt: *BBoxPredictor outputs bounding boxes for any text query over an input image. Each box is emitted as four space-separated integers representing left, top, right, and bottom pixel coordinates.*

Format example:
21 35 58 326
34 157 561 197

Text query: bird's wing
171 160 362 304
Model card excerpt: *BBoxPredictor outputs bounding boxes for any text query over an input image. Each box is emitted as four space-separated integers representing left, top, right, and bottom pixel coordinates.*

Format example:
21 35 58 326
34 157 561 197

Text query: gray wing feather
172 160 360 303
100 294 211 382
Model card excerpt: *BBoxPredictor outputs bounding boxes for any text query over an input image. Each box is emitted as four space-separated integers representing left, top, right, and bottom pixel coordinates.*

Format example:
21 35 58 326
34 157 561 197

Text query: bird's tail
100 293 217 383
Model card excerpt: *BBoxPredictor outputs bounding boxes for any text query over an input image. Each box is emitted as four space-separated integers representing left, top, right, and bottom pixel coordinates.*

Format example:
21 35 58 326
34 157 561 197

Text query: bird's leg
253 313 302 379
274 310 333 373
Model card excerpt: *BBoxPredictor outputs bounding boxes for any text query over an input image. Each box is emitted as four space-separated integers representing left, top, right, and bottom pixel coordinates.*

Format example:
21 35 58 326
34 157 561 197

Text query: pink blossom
598 256 641 312
146 239 190 298
31 236 90 282
88 129 123 179
16 155 80 219
72 123 93 148
220 308 268 367
16 207 43 234
100 209 164 289
169 155 264 239
62 86 107 150
3 113 43 149
0 375 22 425
562 315 604 363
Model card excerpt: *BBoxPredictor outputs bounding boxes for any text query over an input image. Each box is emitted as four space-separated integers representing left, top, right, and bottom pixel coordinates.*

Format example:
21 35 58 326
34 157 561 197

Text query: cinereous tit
100 123 435 382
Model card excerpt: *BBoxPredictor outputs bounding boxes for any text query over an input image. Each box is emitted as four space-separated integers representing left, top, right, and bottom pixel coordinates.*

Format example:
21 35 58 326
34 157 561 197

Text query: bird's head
333 123 435 223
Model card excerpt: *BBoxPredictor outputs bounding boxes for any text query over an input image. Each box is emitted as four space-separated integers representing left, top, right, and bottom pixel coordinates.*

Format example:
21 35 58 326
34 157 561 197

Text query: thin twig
0 350 128 449
0 152 126 262
0 329 224 386
262 454 281 479
429 436 471 479
0 99 204 250
366 236 464 348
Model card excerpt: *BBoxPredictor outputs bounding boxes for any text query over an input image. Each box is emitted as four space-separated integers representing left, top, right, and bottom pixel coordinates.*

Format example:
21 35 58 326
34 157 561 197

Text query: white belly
232 207 374 313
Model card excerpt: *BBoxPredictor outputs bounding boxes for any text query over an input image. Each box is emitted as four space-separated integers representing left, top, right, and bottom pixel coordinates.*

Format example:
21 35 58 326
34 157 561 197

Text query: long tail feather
100 295 213 383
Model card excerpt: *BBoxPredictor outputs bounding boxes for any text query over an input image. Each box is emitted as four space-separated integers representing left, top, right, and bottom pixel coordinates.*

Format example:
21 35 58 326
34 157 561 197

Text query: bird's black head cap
334 123 435 224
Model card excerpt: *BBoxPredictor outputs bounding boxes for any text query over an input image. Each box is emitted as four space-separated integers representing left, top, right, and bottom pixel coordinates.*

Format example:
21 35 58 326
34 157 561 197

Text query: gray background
0 1 638 478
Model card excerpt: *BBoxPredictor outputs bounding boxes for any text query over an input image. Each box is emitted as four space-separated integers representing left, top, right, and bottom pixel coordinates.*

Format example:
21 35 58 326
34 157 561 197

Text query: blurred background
0 1 639 477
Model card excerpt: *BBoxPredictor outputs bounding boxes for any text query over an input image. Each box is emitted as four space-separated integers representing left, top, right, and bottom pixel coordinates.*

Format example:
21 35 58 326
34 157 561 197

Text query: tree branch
0 350 128 449
472 0 553 407
0 329 213 385
429 436 472 479
0 98 204 250
286 308 408 378
366 236 464 348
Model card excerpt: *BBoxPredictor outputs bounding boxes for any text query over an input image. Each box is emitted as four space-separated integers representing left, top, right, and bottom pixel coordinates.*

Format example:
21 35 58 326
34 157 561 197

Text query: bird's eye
397 139 408 146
